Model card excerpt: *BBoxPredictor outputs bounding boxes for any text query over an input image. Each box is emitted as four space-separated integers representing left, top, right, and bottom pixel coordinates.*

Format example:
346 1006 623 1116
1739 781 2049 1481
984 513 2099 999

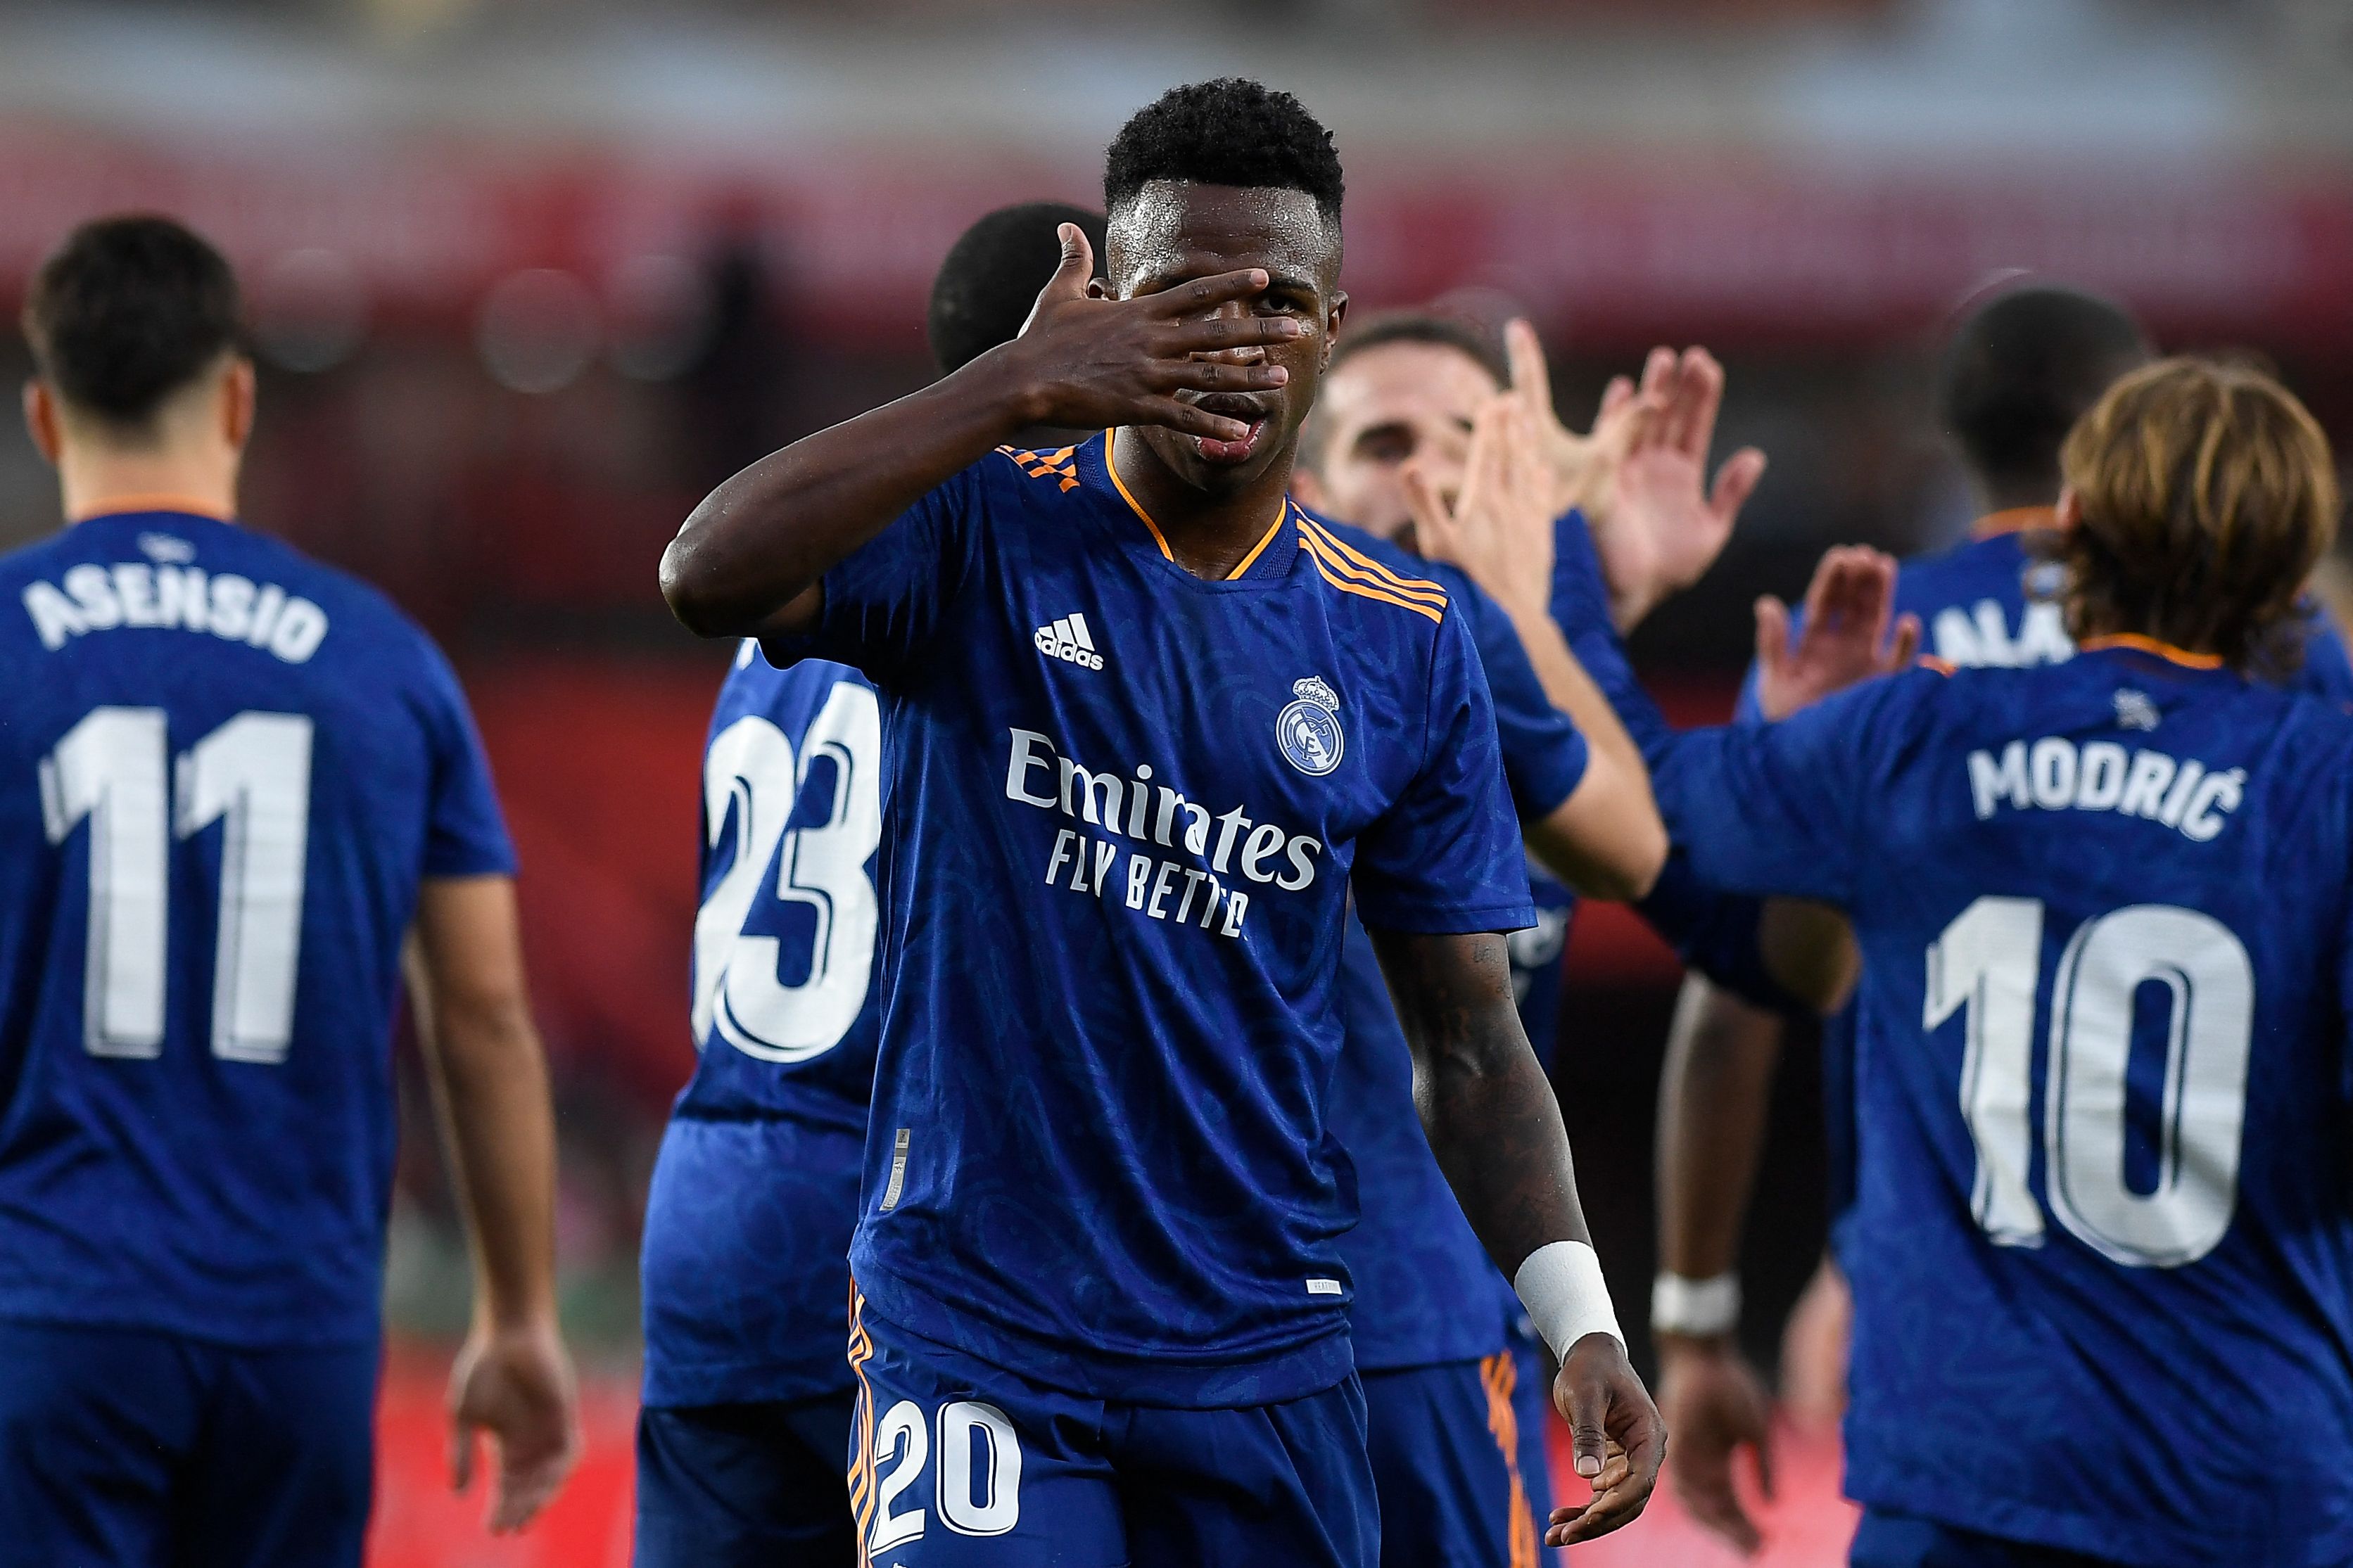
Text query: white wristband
1514 1241 1624 1359
1651 1271 1742 1338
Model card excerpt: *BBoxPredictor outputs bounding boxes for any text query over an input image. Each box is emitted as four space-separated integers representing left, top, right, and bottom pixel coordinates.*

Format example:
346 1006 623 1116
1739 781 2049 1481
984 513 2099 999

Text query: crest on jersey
2114 688 2160 732
1277 677 1345 777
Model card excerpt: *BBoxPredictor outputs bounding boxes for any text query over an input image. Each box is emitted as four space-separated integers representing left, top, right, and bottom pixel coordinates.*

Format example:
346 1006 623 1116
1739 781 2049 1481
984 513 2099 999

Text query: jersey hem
1850 1458 2353 1567
641 1356 857 1410
0 1298 380 1351
854 1263 1356 1409
1350 898 1537 937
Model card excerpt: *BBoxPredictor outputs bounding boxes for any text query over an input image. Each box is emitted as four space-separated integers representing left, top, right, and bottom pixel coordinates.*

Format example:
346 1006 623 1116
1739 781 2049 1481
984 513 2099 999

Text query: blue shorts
0 1318 377 1568
1851 1509 2131 1568
1508 1318 1559 1555
1362 1349 1543 1568
634 1394 858 1567
846 1289 1377 1567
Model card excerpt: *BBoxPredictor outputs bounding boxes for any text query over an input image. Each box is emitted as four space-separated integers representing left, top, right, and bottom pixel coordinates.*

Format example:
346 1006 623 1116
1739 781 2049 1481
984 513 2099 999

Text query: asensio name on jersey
639 646 884 1409
1656 641 2353 1566
770 432 1533 1406
0 507 514 1346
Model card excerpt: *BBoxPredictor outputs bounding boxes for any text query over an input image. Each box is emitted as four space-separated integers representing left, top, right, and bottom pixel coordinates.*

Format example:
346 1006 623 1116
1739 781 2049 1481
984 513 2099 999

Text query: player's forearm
1372 929 1592 1271
659 348 1040 638
1654 974 1784 1299
418 979 562 1330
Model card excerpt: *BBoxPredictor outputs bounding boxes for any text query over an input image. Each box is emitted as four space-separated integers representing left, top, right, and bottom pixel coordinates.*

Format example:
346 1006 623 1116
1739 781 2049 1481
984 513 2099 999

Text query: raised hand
1592 346 1768 632
1656 1339 1777 1555
1504 318 1651 525
1004 224 1298 445
1548 1331 1668 1545
448 1317 581 1534
1400 393 1556 620
1753 544 1922 721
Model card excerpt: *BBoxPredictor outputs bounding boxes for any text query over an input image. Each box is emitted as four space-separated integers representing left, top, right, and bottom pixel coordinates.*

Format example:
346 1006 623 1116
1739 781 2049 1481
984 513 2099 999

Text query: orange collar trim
1972 506 2056 540
1103 429 1286 580
2078 633 2225 670
70 493 234 525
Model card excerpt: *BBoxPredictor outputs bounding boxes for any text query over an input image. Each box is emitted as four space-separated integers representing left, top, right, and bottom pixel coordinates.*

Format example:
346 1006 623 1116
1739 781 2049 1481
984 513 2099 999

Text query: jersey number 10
41 706 313 1065
1926 896 2254 1269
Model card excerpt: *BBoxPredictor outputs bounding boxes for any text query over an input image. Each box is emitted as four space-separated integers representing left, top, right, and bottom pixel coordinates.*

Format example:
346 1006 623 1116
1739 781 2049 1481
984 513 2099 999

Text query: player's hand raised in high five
1001 224 1298 445
1549 1330 1668 1545
1593 345 1768 633
1753 544 1922 720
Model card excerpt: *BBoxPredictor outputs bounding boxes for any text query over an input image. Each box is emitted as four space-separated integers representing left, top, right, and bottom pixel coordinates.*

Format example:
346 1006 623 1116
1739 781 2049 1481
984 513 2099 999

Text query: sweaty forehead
1105 181 1338 297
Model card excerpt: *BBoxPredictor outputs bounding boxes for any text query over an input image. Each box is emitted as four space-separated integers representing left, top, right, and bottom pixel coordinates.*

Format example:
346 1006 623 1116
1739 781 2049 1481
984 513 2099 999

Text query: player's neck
1112 429 1295 581
58 446 239 525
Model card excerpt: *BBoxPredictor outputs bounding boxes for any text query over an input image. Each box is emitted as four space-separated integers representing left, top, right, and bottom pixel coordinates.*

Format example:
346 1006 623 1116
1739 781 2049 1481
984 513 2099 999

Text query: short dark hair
928 203 1109 375
23 215 243 431
1328 310 1508 388
1103 79 1344 229
1938 284 2152 501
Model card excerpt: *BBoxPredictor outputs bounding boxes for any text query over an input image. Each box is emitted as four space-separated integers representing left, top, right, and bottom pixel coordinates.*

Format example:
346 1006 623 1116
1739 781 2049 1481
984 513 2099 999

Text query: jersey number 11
41 706 313 1065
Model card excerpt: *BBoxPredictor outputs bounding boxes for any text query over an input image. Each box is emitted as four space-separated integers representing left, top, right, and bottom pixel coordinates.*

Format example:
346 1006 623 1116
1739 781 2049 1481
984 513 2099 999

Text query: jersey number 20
692 682 882 1063
42 706 313 1064
1926 896 2254 1268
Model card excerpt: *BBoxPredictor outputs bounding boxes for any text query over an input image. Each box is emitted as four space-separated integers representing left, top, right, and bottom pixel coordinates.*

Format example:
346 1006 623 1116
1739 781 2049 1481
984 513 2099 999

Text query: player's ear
1321 291 1349 371
222 356 257 452
2053 487 2081 534
23 379 63 469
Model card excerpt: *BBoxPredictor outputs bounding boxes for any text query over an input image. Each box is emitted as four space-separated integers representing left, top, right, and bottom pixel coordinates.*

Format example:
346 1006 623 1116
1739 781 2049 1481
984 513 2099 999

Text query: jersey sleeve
1653 669 1935 908
1352 604 1538 936
1445 564 1590 820
765 460 987 684
1550 509 1677 767
414 638 519 879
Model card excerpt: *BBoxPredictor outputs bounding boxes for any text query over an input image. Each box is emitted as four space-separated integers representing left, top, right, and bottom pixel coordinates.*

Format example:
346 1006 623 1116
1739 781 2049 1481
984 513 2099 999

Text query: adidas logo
1033 612 1104 671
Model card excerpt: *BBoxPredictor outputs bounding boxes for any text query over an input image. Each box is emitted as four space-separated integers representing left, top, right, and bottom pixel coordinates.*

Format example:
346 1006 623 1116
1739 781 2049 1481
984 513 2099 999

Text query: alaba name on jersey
1318 533 1590 1377
773 432 1532 1406
0 509 514 1347
1657 642 2353 1567
640 645 886 1408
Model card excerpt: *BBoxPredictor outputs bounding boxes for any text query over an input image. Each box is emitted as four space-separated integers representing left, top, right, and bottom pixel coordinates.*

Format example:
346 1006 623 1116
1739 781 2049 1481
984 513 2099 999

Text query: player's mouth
1185 393 1276 466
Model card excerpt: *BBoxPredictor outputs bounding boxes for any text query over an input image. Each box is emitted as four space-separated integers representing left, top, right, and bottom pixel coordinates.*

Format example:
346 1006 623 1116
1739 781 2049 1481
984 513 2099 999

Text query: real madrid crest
1277 676 1345 777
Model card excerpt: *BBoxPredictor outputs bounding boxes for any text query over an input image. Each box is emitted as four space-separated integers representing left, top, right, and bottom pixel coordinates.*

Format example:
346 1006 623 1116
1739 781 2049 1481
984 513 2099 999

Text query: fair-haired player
661 79 1661 1562
1655 358 2353 1567
633 199 1108 1568
1652 285 2353 1553
0 215 577 1564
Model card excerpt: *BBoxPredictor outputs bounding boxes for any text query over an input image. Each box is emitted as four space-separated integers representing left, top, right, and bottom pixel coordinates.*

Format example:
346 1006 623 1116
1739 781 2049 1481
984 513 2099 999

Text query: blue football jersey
1320 538 1590 1374
1657 642 2353 1566
639 644 884 1407
774 433 1534 1406
0 508 514 1348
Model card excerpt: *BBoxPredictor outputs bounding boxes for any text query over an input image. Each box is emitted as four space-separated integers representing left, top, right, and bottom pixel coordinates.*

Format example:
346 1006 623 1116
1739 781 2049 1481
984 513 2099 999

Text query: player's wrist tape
1514 1241 1625 1358
1650 1271 1742 1338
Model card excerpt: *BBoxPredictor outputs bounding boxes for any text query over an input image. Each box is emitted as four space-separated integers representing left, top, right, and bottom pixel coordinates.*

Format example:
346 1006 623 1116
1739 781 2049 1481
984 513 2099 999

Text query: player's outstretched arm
1404 394 1666 900
659 224 1300 639
1368 927 1664 1546
1653 973 1787 1555
406 876 581 1535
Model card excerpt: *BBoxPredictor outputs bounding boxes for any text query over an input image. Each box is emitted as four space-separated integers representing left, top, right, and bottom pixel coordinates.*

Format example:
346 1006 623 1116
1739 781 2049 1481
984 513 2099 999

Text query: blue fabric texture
633 1394 858 1568
772 435 1533 1406
0 510 512 1348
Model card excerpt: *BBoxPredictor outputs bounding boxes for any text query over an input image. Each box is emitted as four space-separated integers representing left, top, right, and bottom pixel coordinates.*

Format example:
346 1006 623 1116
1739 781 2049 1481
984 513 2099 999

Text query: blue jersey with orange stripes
1658 641 2353 1566
773 432 1533 1407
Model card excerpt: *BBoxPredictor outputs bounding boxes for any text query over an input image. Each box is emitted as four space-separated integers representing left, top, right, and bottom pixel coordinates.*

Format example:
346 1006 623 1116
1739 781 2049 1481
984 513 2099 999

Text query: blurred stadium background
5 0 2350 1560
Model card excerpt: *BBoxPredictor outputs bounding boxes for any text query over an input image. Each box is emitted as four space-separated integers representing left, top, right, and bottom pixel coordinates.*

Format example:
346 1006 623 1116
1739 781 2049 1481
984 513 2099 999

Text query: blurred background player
660 79 1663 1560
1651 282 2353 1553
1295 307 1769 1564
1654 357 2353 1568
0 215 576 1566
633 198 1105 1568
